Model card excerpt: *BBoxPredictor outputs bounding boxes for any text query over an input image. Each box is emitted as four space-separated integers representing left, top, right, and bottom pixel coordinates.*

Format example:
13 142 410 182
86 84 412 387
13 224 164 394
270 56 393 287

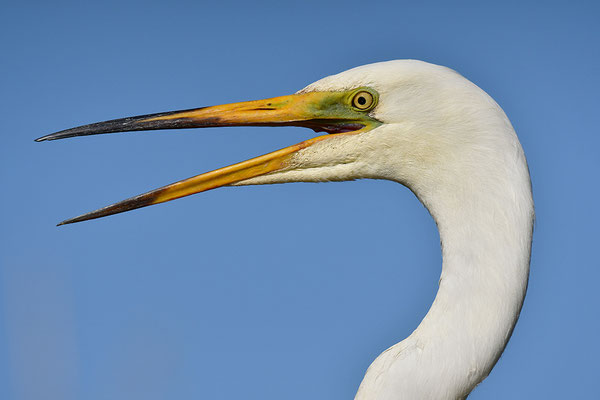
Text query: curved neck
355 155 534 399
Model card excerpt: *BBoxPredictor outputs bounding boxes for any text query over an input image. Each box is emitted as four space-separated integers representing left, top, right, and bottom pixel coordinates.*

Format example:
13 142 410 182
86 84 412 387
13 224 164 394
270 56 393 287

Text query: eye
352 91 374 110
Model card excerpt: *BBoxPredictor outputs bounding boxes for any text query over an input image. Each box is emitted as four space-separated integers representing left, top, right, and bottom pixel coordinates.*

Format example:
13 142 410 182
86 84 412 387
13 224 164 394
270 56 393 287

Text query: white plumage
40 60 534 399
239 61 534 399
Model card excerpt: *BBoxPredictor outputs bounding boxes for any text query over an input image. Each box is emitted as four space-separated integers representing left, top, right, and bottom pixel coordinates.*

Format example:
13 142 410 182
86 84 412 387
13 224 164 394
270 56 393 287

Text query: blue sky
1 1 599 399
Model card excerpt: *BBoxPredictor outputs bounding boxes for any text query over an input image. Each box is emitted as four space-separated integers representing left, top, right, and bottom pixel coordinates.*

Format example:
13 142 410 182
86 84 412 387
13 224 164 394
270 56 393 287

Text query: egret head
36 60 535 400
37 60 516 225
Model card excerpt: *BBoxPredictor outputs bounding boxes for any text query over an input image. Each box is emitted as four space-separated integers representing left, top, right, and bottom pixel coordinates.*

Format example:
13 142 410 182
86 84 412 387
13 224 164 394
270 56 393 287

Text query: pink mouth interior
316 123 364 134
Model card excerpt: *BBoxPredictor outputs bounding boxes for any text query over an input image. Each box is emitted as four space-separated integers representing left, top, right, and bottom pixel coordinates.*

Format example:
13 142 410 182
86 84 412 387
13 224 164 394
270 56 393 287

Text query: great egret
37 60 534 399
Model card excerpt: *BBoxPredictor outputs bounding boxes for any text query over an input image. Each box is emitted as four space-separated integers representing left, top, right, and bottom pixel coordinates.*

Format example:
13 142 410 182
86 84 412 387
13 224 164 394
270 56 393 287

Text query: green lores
300 87 381 133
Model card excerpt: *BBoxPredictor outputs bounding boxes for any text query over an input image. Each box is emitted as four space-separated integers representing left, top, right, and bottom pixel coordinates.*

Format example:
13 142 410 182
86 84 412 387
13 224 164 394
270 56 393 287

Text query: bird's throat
355 158 534 400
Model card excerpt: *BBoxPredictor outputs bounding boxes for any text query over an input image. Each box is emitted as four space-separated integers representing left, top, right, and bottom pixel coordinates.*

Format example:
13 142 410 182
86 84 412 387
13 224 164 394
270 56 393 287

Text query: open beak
36 90 380 225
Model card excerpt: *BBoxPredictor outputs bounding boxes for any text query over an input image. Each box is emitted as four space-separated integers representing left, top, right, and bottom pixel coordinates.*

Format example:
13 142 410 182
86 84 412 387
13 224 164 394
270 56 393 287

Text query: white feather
239 60 534 399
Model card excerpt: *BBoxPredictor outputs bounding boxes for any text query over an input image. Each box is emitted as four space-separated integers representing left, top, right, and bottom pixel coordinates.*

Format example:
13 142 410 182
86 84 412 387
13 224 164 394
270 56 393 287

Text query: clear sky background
1 1 598 399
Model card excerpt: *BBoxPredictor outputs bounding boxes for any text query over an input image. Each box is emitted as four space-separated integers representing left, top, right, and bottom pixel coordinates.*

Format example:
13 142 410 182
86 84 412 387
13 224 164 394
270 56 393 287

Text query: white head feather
243 60 534 399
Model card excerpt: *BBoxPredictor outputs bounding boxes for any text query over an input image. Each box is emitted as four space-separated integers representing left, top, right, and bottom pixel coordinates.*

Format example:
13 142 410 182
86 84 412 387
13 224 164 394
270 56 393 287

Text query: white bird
37 60 534 400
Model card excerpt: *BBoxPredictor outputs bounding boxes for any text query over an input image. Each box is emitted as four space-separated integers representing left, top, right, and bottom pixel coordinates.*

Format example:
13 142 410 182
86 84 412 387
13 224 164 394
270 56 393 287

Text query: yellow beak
37 90 380 225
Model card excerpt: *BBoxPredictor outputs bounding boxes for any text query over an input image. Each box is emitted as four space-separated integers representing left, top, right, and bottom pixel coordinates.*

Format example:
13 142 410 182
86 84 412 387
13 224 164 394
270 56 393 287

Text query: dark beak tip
35 132 59 142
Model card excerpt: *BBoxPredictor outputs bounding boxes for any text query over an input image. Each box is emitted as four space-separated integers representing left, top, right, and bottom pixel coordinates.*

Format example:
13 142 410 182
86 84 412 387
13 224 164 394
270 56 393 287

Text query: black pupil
357 96 367 105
